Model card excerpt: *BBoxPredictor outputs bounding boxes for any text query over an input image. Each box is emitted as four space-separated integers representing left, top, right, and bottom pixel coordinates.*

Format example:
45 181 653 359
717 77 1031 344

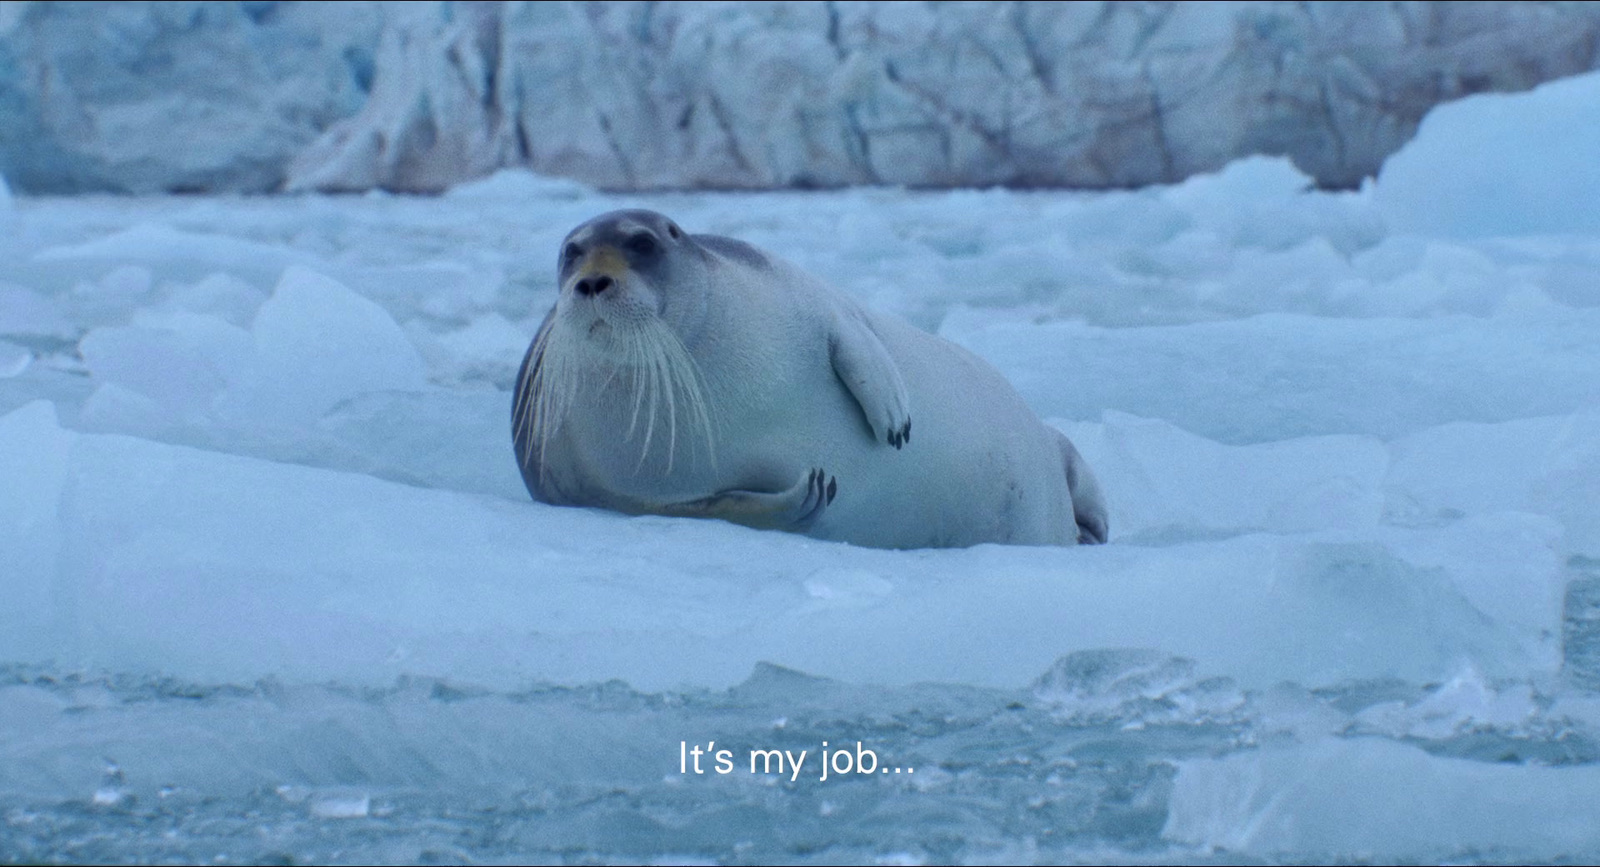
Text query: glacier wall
3 1 1599 194
0 1 384 193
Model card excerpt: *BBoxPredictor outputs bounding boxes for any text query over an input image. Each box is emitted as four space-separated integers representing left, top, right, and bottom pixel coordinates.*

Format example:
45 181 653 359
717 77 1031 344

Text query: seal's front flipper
829 311 912 449
1055 431 1109 545
661 468 837 532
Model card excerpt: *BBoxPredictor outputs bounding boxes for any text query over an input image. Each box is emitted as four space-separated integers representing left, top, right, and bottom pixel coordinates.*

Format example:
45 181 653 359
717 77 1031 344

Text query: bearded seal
511 209 1108 549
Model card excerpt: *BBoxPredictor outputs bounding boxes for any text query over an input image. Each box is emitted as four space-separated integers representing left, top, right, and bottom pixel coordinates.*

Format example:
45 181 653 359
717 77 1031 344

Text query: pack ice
3 71 1600 864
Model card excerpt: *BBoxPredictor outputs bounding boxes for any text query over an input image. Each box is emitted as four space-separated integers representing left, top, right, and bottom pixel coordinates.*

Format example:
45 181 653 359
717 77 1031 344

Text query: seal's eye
562 242 583 264
627 233 659 257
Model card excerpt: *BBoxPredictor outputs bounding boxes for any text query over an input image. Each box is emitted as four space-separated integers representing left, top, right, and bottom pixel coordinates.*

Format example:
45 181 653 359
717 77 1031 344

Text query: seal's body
513 209 1108 549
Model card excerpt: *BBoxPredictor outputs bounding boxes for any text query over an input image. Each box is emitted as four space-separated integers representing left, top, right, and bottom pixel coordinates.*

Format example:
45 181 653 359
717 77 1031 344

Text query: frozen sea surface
4 72 1600 864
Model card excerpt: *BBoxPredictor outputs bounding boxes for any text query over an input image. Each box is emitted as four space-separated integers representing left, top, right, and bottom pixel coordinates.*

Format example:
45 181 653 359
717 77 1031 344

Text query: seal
512 209 1109 549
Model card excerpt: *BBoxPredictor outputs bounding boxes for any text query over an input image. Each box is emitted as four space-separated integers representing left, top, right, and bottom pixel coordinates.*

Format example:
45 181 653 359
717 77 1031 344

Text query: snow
4 72 1600 863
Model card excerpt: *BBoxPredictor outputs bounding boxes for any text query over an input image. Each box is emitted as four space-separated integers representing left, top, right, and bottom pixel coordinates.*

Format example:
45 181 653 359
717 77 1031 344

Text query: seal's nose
575 275 613 296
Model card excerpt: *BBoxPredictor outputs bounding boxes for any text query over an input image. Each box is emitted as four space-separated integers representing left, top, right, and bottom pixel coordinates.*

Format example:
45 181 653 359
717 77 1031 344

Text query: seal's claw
789 466 834 528
885 419 911 450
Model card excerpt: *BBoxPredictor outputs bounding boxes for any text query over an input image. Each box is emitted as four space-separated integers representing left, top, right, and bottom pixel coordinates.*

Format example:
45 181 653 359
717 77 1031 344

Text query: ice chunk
1256 541 1528 685
1053 412 1386 541
1377 69 1600 238
952 311 1600 443
315 388 528 500
1168 155 1313 209
1164 738 1600 859
1379 514 1565 670
1349 666 1536 740
341 261 499 323
415 312 536 386
77 383 175 438
0 422 1541 691
75 309 255 437
1195 238 1353 315
79 325 228 418
163 272 268 326
1533 409 1600 556
64 265 159 325
90 761 128 807
800 568 894 611
0 402 74 661
1386 412 1600 557
32 222 318 285
1565 567 1600 690
79 264 153 300
131 309 257 381
1385 416 1566 524
1527 240 1600 308
214 266 426 428
444 168 595 201
0 282 74 339
0 339 30 378
1165 156 1384 256
1030 650 1245 725
308 792 371 819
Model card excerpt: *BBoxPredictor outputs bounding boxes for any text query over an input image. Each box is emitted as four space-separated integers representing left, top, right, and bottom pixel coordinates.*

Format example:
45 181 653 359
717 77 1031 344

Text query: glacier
5 2 1600 194
2 69 1600 863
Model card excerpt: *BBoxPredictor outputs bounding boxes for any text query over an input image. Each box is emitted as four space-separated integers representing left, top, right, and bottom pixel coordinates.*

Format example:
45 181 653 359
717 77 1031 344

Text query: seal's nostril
576 275 613 296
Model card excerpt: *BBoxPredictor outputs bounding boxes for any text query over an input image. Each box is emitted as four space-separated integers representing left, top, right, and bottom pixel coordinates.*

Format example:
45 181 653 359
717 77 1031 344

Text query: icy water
5 72 1600 863
9 650 1600 866
2 659 1216 865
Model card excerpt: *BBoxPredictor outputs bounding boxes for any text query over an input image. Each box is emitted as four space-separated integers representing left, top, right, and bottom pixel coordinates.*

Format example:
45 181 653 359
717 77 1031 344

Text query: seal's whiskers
525 316 716 481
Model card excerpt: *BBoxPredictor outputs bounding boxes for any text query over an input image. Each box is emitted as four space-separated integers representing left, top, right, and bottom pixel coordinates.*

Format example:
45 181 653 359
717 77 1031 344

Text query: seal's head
553 209 710 347
518 209 716 475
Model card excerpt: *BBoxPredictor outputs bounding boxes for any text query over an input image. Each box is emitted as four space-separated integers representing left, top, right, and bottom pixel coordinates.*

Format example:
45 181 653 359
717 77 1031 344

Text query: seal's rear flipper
1055 431 1109 545
660 468 837 533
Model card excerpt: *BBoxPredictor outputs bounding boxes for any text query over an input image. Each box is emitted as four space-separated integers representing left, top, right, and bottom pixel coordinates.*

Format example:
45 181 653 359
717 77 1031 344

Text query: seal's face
520 209 718 479
554 209 704 349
